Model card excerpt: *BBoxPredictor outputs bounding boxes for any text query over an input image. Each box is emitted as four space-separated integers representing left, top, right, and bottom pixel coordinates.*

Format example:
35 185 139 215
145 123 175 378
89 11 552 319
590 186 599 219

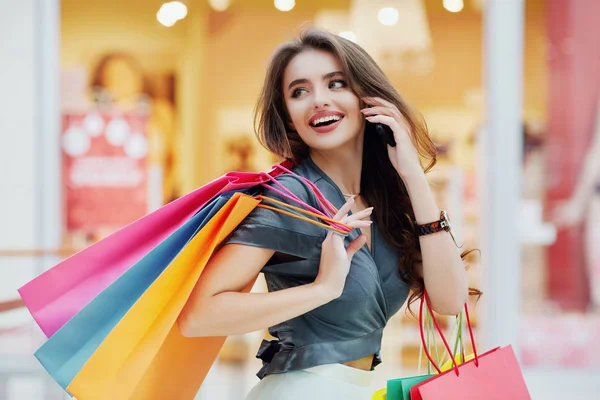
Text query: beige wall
204 9 318 180
61 0 185 72
60 0 548 188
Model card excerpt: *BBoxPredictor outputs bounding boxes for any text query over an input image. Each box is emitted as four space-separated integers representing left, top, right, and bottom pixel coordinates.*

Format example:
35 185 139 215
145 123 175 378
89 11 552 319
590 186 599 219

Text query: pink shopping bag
18 162 292 337
409 292 531 400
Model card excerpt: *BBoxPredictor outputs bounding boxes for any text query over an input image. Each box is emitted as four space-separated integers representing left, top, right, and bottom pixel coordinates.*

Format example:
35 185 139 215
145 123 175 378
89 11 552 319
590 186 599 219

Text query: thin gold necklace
342 192 360 197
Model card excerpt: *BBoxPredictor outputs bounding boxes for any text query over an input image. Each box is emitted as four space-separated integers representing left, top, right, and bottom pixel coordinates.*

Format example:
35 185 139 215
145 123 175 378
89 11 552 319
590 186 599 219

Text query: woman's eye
330 80 347 89
292 88 307 98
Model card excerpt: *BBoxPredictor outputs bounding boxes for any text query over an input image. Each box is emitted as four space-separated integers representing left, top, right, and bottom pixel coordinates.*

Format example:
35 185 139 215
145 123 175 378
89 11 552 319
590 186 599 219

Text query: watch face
441 210 451 231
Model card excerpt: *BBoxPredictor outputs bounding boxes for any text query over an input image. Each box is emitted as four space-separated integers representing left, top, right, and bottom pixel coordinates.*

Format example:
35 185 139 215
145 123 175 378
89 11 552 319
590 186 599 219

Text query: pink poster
61 111 149 234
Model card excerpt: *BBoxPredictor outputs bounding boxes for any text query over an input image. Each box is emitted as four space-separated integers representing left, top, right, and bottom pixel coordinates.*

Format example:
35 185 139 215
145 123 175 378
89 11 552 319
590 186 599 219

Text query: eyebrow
287 71 344 90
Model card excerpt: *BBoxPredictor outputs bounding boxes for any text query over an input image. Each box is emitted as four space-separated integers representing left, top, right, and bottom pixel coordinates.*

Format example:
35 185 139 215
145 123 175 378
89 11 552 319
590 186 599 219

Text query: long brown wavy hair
254 28 478 311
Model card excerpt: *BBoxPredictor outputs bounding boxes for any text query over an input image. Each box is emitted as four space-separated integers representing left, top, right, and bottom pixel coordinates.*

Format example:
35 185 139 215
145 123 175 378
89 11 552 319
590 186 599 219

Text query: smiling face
282 49 365 153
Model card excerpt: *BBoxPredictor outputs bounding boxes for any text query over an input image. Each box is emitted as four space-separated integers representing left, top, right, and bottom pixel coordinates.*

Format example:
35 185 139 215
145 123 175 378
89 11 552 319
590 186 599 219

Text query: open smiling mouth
309 115 344 128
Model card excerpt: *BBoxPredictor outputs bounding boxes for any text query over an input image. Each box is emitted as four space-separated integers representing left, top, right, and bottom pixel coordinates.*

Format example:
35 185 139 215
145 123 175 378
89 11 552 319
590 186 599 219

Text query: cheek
286 100 309 128
345 101 363 125
288 104 303 124
339 93 361 115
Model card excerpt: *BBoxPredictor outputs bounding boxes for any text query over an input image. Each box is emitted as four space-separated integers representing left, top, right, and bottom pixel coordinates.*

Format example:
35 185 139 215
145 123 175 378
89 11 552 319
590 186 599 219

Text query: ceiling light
377 7 399 26
157 10 177 27
157 2 188 27
209 0 230 12
443 0 464 13
274 0 295 12
169 1 188 19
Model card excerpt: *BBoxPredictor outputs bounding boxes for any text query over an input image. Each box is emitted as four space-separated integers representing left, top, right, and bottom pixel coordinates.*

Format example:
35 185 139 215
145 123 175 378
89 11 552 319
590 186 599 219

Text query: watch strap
415 211 450 237
416 221 443 236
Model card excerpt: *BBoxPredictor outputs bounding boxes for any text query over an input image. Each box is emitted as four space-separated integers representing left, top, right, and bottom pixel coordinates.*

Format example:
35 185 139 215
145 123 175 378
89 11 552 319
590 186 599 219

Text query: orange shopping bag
67 192 350 400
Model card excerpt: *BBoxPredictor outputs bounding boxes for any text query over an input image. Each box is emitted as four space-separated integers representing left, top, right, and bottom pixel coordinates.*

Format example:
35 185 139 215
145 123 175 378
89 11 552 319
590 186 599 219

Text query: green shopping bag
385 306 437 400
386 375 432 400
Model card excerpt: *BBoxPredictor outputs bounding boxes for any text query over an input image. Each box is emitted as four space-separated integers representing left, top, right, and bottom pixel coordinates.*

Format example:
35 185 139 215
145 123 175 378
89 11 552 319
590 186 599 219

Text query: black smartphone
374 122 396 147
362 102 396 147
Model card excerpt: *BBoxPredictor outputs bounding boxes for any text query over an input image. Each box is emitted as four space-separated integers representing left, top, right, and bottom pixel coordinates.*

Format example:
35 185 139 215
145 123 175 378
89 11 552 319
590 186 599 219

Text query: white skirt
244 363 375 400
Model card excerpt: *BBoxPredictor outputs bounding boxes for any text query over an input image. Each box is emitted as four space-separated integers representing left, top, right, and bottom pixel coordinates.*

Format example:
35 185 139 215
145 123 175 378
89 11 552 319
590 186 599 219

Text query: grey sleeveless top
225 157 410 378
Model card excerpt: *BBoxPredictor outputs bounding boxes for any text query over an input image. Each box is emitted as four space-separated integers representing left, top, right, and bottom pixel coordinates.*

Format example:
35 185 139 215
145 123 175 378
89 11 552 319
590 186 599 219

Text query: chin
301 125 362 152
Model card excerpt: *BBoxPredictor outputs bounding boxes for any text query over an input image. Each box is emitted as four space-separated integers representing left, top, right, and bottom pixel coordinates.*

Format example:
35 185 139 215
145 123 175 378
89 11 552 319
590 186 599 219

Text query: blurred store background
1 0 599 398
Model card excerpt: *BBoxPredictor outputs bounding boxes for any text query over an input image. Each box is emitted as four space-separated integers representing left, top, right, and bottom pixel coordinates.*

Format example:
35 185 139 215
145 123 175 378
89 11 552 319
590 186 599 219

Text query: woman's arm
361 96 468 316
178 198 371 337
404 172 468 316
178 244 331 337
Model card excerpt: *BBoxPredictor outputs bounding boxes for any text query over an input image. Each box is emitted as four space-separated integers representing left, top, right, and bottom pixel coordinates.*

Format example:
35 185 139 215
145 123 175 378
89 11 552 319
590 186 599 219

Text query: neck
309 139 363 196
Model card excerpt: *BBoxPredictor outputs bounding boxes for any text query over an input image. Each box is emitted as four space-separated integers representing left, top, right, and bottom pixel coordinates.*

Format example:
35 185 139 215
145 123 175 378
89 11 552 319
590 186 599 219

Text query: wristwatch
416 210 452 237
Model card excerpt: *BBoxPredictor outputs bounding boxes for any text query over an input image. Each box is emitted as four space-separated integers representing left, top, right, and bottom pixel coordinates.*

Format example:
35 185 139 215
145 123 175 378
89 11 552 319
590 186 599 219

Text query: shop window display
518 0 600 371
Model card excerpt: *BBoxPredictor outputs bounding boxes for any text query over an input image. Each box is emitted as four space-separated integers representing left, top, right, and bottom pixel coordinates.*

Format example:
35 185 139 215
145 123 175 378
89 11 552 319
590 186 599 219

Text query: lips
309 111 344 125
310 118 343 134
308 111 345 134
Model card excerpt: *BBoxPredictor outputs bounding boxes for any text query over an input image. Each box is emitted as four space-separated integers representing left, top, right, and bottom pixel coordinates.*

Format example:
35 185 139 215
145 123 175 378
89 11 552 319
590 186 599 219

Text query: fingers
346 235 367 260
362 96 394 109
360 106 387 116
361 106 402 122
343 206 373 220
362 97 401 118
364 114 397 129
331 199 373 237
333 196 356 221
341 220 372 230
362 96 411 130
341 207 373 228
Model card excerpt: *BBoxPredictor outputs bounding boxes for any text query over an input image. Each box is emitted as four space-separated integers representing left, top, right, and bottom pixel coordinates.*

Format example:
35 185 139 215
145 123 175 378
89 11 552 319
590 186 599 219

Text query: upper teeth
312 115 341 126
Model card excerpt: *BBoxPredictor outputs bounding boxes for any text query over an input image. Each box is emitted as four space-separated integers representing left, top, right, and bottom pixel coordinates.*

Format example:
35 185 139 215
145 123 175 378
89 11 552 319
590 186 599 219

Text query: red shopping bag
410 292 531 400
18 162 293 337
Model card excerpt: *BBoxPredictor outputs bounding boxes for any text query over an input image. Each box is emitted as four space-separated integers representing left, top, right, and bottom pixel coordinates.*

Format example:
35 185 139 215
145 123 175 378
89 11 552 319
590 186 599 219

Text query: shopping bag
66 191 351 400
439 353 475 372
18 163 290 337
412 347 528 400
387 375 432 400
383 292 474 400
372 387 387 400
63 192 259 400
34 193 232 389
409 292 531 400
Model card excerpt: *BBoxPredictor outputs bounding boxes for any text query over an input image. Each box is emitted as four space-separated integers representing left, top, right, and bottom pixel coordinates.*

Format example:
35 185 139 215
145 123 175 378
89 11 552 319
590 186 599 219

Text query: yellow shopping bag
67 191 351 400
439 353 475 373
67 193 260 400
372 387 387 399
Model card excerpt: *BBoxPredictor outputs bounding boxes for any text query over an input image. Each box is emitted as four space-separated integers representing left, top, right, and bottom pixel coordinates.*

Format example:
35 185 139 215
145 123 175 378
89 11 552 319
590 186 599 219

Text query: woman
178 29 468 399
553 95 600 312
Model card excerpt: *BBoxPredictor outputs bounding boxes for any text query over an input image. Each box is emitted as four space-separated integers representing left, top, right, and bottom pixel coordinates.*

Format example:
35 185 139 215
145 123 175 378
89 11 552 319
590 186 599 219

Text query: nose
311 87 331 109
